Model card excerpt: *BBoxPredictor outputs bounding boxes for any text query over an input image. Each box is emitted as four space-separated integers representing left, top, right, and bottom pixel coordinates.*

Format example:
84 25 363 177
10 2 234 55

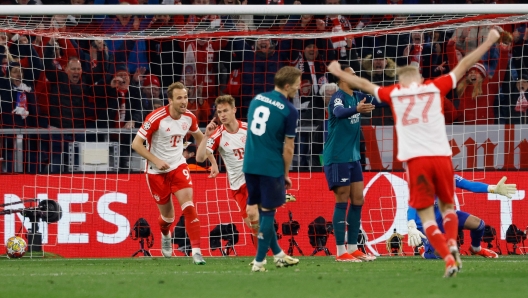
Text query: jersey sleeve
329 94 344 114
137 111 161 143
187 111 200 133
284 103 298 138
454 174 489 193
374 84 398 104
433 73 457 96
407 206 418 222
206 128 222 153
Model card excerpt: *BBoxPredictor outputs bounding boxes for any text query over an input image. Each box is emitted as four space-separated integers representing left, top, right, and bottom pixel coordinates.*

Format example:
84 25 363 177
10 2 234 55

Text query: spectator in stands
360 48 396 125
94 63 142 169
219 0 255 31
83 39 114 86
187 84 212 126
44 40 95 130
241 37 285 118
0 62 39 173
422 30 452 80
44 37 98 172
145 14 184 88
403 31 424 69
499 72 528 124
292 39 328 169
179 34 227 107
315 0 355 60
140 73 164 119
447 28 510 124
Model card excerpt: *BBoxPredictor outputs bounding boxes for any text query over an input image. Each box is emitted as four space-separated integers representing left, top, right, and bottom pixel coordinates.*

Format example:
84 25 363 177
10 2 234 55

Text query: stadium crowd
0 0 526 173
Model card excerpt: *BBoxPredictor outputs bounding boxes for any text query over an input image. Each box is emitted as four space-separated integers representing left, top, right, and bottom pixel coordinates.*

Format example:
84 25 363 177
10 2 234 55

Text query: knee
351 195 364 206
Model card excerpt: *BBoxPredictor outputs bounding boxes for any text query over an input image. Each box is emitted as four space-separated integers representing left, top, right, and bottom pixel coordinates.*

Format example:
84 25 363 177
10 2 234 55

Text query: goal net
1 3 527 258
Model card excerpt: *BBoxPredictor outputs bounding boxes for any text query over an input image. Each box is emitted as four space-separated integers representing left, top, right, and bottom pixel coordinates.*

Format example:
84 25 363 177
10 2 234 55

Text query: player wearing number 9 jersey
327 28 502 277
243 66 301 272
132 82 219 264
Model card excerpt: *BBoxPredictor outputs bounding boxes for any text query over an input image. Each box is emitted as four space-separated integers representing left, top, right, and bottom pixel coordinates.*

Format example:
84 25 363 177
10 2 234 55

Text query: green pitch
1 256 528 298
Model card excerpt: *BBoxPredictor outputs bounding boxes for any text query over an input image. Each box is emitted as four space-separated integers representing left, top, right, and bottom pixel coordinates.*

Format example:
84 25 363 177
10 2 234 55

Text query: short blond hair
215 95 236 107
274 66 302 89
397 65 421 83
167 82 186 99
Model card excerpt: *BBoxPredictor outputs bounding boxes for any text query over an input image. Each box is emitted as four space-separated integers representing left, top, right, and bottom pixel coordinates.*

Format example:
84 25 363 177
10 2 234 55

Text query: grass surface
1 255 528 298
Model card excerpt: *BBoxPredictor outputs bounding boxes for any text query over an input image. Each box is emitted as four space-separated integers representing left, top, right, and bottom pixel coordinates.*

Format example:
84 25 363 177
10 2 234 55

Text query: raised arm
450 28 501 83
455 175 517 198
327 61 379 96
192 129 219 178
196 118 217 163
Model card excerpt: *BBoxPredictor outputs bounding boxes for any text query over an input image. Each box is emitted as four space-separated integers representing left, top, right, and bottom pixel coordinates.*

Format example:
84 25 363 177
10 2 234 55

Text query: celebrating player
195 95 260 250
323 65 376 262
131 82 219 264
327 28 501 277
244 66 301 272
408 175 516 259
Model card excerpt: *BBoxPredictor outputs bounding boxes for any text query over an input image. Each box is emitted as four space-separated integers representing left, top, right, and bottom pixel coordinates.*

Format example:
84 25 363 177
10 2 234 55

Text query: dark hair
274 66 302 89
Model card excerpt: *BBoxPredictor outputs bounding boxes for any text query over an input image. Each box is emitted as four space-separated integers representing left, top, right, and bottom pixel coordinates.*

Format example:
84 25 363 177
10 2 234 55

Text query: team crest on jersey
181 122 188 131
240 135 246 144
143 121 151 130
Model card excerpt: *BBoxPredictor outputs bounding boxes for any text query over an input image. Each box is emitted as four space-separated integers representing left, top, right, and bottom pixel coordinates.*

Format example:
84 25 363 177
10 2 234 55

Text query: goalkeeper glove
407 219 426 247
489 176 517 199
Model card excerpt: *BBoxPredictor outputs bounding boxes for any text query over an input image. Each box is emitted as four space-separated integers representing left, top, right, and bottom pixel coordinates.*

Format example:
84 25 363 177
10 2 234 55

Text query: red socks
443 210 459 248
424 221 451 259
182 201 201 248
158 215 174 236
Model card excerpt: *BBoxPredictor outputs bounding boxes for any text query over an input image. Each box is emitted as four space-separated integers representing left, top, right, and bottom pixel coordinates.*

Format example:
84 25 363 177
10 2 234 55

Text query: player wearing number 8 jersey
244 66 301 272
196 95 260 250
327 28 502 277
132 82 219 264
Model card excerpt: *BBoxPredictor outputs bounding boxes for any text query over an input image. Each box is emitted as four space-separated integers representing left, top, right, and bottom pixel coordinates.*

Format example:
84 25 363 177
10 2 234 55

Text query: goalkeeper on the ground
407 175 516 259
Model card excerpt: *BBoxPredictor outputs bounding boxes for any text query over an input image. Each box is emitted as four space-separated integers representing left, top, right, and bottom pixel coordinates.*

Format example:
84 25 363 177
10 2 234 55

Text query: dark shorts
323 161 363 190
245 173 286 209
435 210 471 233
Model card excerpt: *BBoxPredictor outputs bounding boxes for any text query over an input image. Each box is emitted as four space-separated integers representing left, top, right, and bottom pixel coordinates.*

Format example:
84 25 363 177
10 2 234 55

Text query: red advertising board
1 172 526 257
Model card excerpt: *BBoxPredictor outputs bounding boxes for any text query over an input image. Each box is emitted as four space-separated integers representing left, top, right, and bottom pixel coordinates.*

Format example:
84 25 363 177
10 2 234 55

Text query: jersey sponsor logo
224 142 229 147
143 121 151 130
334 98 343 106
166 127 170 132
349 113 360 124
341 178 349 182
190 218 199 223
255 94 285 110
181 122 189 131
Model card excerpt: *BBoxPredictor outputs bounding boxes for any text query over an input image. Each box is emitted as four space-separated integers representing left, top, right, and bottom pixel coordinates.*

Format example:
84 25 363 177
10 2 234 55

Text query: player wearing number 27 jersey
326 25 502 278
